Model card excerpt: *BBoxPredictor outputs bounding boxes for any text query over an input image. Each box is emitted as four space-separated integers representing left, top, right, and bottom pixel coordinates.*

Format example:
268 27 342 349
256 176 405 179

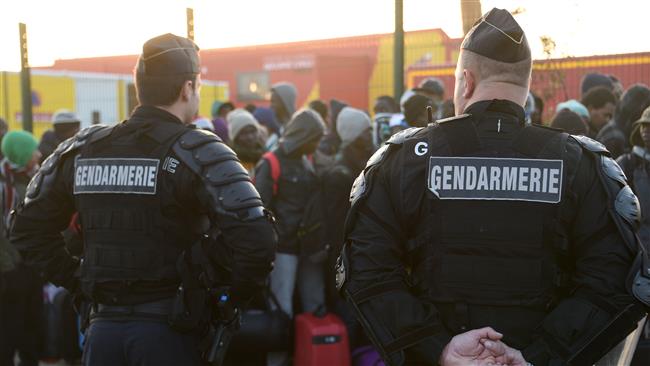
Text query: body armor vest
412 113 580 340
74 120 194 292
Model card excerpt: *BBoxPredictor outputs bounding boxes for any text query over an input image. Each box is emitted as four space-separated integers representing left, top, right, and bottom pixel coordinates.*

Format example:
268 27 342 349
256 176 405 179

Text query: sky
0 0 648 71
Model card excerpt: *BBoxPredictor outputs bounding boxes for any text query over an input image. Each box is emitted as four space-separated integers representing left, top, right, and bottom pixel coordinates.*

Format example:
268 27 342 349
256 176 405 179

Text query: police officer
337 9 649 366
10 33 277 365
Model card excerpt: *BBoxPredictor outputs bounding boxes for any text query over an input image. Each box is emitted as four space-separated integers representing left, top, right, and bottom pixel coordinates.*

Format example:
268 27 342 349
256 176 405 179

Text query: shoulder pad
349 143 392 205
26 125 111 200
173 133 238 176
386 127 424 145
172 132 263 221
615 185 641 226
601 154 628 186
435 113 471 124
178 129 222 149
570 135 610 155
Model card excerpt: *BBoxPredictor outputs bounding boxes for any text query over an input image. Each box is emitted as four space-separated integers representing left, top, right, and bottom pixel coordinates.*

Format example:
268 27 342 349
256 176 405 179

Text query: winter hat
52 109 80 125
280 109 325 155
550 109 587 135
2 130 38 168
336 107 371 146
253 107 281 135
629 106 650 146
581 73 614 97
271 82 297 117
227 109 259 140
556 100 590 120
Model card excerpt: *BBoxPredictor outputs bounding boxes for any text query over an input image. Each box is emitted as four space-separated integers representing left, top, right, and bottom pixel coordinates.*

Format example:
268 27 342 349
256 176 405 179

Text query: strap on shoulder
261 151 281 195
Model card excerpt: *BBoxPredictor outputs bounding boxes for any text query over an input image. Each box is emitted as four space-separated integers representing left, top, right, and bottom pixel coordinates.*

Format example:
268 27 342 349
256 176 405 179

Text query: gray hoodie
279 109 325 155
272 82 297 119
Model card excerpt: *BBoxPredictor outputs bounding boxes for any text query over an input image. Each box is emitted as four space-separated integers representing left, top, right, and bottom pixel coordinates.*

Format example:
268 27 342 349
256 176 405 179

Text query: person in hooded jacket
254 109 325 366
270 82 297 127
320 107 374 310
598 84 650 158
314 99 348 175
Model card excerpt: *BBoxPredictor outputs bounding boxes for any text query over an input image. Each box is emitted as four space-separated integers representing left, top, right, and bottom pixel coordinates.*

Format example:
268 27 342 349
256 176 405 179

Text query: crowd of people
1 28 650 366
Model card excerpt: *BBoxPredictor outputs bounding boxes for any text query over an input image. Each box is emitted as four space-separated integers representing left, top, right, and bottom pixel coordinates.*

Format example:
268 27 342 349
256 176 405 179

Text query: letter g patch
415 142 428 156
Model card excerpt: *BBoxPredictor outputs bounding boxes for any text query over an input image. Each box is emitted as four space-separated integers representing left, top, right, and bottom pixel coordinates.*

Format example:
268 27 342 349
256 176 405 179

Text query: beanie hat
336 107 371 145
556 100 589 120
581 73 614 97
52 109 80 125
2 130 38 168
253 107 281 135
227 109 259 140
271 82 297 117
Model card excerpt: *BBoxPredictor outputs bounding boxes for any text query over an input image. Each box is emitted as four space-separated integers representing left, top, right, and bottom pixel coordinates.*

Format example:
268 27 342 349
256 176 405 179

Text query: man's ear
462 69 476 99
180 80 194 102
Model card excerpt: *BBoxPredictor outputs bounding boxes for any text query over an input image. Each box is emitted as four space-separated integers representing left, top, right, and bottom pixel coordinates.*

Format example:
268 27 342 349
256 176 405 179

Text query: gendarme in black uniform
10 34 276 365
337 9 650 366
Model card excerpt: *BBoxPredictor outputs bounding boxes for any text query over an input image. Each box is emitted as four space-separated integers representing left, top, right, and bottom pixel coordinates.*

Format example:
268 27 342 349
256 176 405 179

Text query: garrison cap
461 8 530 63
138 33 200 76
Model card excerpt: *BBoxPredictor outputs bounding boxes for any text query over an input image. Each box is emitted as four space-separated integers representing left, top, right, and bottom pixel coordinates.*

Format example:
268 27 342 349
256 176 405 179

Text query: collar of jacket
464 99 526 123
632 145 650 162
130 105 185 125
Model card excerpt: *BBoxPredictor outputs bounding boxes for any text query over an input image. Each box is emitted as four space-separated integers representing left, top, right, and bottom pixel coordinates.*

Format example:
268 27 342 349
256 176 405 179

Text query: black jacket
254 109 324 255
11 106 276 306
255 148 317 255
342 100 643 365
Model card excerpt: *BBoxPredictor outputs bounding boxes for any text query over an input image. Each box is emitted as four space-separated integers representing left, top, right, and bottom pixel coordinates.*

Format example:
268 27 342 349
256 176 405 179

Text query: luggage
294 311 350 366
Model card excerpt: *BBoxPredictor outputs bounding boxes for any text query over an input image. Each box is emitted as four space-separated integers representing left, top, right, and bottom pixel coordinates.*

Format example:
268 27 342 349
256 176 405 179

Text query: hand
485 341 527 366
440 327 505 366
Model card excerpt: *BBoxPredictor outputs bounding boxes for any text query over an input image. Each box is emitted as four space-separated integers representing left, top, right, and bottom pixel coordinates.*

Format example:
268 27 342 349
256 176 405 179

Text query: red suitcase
294 311 351 366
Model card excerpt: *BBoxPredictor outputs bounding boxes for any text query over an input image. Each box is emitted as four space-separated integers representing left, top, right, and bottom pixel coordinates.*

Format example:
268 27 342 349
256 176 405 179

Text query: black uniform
338 9 649 365
11 105 276 364
338 98 649 365
10 35 277 363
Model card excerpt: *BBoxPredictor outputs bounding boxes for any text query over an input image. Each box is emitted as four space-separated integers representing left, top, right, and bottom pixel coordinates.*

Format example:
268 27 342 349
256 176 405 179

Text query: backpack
260 151 328 262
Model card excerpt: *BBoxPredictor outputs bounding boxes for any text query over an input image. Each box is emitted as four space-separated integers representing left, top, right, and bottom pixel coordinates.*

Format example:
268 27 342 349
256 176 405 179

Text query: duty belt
90 298 173 322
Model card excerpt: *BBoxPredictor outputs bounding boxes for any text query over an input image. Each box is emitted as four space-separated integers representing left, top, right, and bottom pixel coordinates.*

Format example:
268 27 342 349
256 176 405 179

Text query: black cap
414 78 445 96
139 33 200 76
461 8 530 63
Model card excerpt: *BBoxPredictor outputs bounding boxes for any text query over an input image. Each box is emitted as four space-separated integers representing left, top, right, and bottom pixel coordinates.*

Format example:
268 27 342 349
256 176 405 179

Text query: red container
293 312 351 366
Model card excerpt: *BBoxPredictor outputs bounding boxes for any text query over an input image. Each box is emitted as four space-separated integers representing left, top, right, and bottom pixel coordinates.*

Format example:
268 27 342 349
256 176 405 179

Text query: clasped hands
440 327 529 366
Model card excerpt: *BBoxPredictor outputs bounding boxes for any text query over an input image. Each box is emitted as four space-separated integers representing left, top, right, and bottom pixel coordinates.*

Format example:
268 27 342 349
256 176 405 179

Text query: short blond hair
459 50 532 88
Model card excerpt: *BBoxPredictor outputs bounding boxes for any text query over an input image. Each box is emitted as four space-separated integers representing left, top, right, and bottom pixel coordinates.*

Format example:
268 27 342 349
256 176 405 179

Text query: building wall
39 29 456 116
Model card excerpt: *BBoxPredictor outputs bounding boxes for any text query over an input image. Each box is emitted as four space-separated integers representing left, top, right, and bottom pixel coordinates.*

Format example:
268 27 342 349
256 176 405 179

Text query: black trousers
82 319 200 366
0 265 43 366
